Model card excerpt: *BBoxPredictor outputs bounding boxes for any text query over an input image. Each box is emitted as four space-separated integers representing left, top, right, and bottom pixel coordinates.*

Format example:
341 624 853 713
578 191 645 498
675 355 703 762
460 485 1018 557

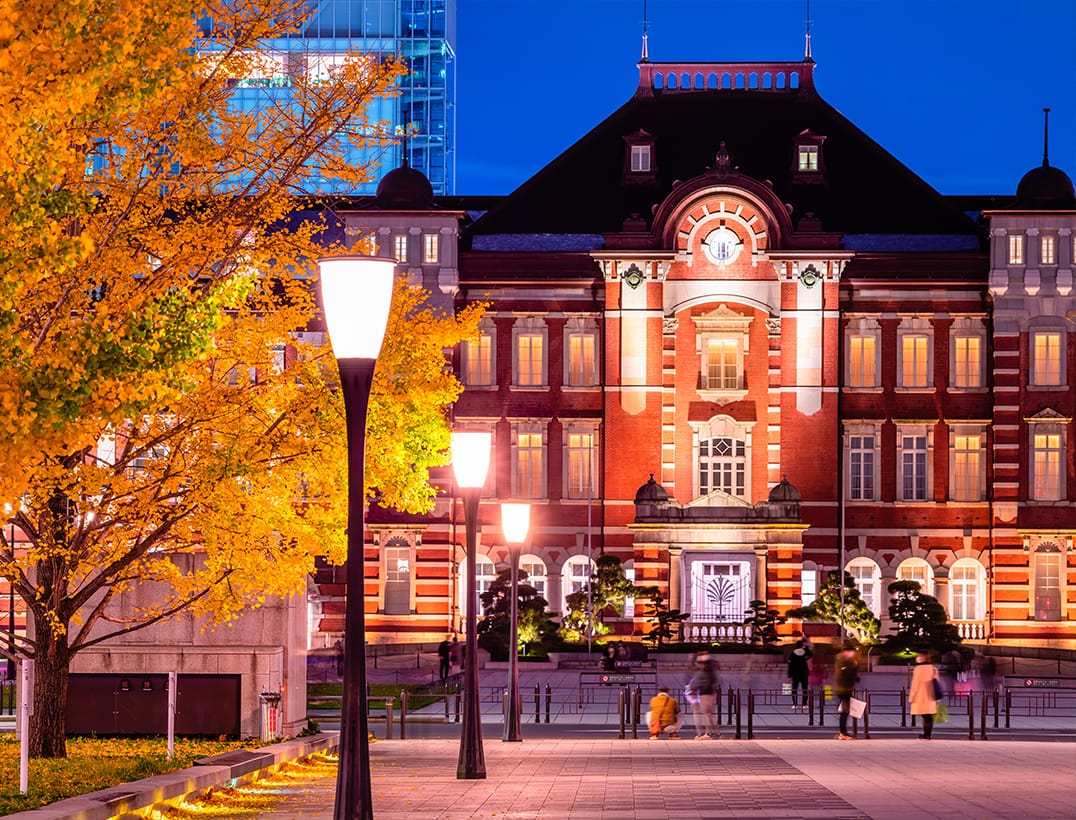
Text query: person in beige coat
909 653 940 739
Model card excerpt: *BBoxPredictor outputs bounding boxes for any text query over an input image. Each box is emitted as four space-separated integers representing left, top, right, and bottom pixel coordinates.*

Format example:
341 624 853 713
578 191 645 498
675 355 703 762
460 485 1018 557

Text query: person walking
909 652 940 739
448 635 461 679
688 650 719 739
437 636 452 683
787 638 813 712
833 639 859 740
647 686 682 739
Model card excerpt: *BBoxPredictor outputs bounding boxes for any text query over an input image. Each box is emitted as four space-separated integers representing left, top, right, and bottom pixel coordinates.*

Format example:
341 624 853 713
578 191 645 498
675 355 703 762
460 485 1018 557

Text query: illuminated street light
318 254 396 820
500 502 530 743
451 431 492 779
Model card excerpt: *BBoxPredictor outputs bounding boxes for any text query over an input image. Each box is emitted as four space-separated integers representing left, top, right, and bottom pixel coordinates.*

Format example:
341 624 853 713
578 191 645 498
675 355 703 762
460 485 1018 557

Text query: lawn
307 682 446 713
0 735 262 816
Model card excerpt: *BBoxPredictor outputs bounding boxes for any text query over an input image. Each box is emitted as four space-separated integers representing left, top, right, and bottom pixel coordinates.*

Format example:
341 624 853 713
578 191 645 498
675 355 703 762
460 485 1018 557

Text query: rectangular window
1033 432 1062 500
901 435 928 501
901 335 929 388
953 335 981 388
950 565 979 621
952 434 982 501
516 432 544 498
705 338 740 389
801 570 817 606
1034 552 1062 621
848 335 876 387
383 547 411 615
567 333 597 386
849 435 875 500
699 436 746 496
423 233 439 264
1008 234 1024 265
393 234 408 262
464 333 493 386
516 333 544 386
1041 235 1056 265
1032 332 1062 386
566 432 596 498
798 144 819 171
630 144 651 172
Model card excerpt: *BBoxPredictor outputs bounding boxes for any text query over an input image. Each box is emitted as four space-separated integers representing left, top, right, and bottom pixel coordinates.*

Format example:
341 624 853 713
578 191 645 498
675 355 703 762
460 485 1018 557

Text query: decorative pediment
1026 407 1072 423
686 488 753 509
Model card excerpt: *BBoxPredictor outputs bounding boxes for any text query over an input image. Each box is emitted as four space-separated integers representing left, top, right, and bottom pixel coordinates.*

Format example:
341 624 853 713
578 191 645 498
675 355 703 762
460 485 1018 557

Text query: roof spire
641 0 649 63
804 0 813 62
1042 107 1051 167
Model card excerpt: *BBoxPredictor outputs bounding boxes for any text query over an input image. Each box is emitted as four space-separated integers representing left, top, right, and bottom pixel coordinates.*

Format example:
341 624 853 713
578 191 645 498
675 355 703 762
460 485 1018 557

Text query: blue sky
454 0 1076 196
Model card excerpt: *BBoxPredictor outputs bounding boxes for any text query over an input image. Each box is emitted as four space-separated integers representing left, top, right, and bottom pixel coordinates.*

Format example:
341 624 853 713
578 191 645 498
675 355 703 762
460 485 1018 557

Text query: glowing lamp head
501 503 531 546
450 431 492 489
317 255 396 360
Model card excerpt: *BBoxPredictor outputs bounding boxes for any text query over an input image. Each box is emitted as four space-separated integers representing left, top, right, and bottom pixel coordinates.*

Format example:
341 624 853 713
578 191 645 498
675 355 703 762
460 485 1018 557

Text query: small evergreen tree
743 599 786 645
884 580 962 654
557 555 639 643
477 569 557 660
787 570 880 644
641 594 688 650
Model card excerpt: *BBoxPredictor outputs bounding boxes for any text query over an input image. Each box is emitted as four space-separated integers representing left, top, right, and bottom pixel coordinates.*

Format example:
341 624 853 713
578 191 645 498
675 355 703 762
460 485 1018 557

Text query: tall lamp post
451 431 491 779
318 254 396 820
500 502 530 743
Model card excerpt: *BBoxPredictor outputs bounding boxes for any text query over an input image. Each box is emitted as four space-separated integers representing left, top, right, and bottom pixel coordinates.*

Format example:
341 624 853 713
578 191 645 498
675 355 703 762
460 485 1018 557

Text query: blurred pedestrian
647 686 682 739
437 636 451 682
448 635 461 678
909 652 940 739
787 638 813 712
833 639 859 740
688 650 719 739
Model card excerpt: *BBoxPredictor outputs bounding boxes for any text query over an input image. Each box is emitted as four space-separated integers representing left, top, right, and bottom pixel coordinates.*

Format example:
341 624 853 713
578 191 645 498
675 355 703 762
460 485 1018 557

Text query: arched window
847 557 882 616
896 558 934 598
561 555 595 614
459 554 496 617
1033 544 1062 621
622 560 636 618
519 554 547 601
949 559 986 622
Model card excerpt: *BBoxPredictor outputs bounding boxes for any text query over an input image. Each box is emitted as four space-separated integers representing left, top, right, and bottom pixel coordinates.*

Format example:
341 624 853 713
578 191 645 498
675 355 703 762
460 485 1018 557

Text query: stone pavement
250 735 1074 819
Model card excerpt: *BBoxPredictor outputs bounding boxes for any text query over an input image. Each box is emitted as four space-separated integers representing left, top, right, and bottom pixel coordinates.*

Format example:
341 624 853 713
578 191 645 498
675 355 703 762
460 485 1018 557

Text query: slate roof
467 61 982 249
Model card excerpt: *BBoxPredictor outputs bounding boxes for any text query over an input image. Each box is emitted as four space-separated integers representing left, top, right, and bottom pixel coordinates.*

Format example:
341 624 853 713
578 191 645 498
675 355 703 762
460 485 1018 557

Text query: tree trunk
29 630 71 758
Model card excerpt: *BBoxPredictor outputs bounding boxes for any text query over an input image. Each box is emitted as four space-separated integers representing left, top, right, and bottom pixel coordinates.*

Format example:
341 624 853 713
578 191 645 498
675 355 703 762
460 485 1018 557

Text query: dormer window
792 129 826 182
623 129 656 183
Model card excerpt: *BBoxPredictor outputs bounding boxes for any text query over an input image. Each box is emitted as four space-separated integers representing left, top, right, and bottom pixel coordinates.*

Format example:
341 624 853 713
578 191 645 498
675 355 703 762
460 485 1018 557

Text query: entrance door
690 561 752 621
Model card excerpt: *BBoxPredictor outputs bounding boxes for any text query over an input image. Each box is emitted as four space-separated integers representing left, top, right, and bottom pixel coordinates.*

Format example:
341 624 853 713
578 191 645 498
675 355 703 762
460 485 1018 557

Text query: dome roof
634 475 669 504
374 160 434 210
1015 163 1075 210
768 476 801 503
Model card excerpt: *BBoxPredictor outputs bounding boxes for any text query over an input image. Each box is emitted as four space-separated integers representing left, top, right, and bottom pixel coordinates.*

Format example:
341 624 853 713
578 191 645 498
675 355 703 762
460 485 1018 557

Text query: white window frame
393 233 408 263
1041 234 1056 265
897 425 932 502
382 542 413 615
562 555 595 614
423 233 439 264
692 305 751 403
949 316 985 390
896 557 935 599
949 559 986 622
897 316 933 389
463 317 496 387
519 555 547 601
798 143 819 172
459 554 496 618
511 421 547 499
693 416 752 499
845 423 880 501
563 316 599 387
563 423 598 499
1032 544 1063 621
949 425 985 502
1030 330 1065 387
1008 233 1024 265
846 316 881 389
847 557 882 617
1028 418 1066 501
512 316 548 388
630 144 651 172
800 567 818 607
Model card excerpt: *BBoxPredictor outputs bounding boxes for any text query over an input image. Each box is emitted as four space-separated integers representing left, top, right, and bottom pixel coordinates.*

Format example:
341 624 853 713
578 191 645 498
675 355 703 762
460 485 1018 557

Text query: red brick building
316 58 1075 651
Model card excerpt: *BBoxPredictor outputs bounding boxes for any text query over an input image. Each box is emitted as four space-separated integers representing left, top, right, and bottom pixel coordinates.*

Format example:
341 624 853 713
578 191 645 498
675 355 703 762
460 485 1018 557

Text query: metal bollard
727 686 735 724
534 683 541 724
818 688 825 727
617 688 626 739
1004 689 1011 728
454 689 461 723
734 690 742 739
900 687 907 727
863 692 871 739
444 683 450 721
384 699 394 740
716 687 723 726
502 689 508 719
400 691 408 740
979 690 988 741
808 688 815 726
632 688 641 739
993 688 999 729
967 692 974 740
747 692 754 740
545 684 552 723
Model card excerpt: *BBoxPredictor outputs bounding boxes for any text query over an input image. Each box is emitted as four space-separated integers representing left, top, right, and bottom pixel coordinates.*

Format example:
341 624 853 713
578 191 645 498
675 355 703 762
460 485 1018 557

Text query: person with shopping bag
909 652 941 739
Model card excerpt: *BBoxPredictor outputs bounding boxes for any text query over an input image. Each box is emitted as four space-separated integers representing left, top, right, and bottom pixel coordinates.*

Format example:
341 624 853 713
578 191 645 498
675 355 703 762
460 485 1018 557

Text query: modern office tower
207 0 456 195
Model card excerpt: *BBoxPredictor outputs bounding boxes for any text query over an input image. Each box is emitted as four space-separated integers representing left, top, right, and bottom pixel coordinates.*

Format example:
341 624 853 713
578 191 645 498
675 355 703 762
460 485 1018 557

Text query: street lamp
318 254 396 820
451 431 491 779
500 502 530 743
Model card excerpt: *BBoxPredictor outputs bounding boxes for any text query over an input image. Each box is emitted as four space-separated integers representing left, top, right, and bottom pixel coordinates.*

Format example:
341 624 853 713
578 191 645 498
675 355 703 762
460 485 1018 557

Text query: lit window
393 234 408 262
565 429 597 499
798 144 819 171
630 144 651 172
951 431 984 502
562 555 595 613
896 558 934 598
383 544 411 615
513 427 546 498
693 305 751 399
1041 235 1056 265
699 436 746 497
949 560 984 621
848 335 877 387
460 555 496 617
900 335 930 388
564 317 599 386
801 569 818 606
1033 545 1062 621
705 339 741 389
423 233 439 264
519 556 547 600
848 433 876 501
1032 431 1062 500
463 319 495 386
952 332 982 389
899 432 930 501
847 558 881 616
1031 332 1062 386
512 317 547 387
1008 234 1024 265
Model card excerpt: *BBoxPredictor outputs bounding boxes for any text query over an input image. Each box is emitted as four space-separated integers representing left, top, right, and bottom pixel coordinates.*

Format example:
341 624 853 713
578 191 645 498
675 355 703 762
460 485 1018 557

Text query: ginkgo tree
0 0 482 758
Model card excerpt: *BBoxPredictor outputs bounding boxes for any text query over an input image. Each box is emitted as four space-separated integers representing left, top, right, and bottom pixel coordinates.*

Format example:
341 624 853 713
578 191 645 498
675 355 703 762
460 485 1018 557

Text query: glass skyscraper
212 0 456 195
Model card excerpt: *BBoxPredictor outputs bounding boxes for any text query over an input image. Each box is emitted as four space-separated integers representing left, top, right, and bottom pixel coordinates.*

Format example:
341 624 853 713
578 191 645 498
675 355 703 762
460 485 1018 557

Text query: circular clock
703 226 742 266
